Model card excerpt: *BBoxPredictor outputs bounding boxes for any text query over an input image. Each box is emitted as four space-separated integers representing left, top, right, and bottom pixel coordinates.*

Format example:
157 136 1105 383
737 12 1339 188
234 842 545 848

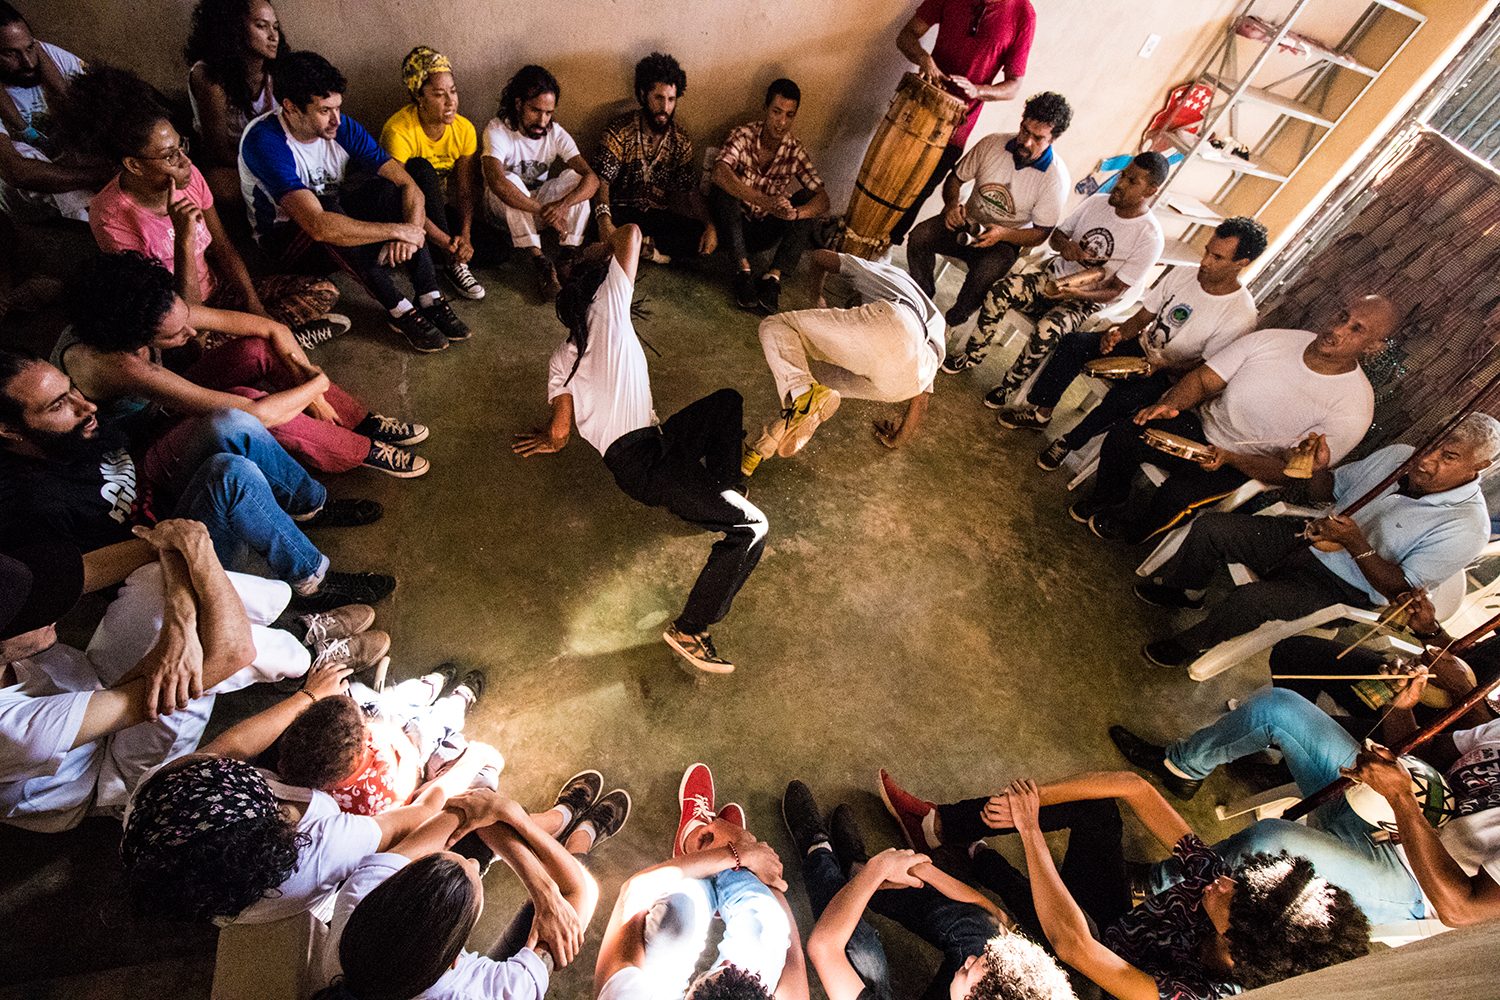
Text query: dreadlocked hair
555 254 612 386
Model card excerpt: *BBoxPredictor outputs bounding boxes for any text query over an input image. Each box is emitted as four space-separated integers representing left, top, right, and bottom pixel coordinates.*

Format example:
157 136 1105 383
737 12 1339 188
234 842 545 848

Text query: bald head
1308 294 1398 369
1352 294 1398 340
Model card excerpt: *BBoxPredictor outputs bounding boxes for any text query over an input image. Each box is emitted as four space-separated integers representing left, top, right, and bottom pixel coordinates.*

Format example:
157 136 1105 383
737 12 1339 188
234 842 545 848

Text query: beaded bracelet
727 841 742 871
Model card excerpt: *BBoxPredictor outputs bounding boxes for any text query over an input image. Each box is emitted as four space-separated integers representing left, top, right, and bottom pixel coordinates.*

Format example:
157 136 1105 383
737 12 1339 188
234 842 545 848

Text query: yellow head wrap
402 46 453 100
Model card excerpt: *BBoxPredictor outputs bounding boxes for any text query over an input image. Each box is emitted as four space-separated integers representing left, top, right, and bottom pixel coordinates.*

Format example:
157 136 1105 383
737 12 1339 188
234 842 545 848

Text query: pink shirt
89 164 217 302
914 0 1037 147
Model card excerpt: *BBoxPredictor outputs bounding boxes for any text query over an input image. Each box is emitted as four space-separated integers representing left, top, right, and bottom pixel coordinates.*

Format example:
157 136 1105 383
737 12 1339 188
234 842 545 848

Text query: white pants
758 300 933 405
483 169 590 248
90 563 310 812
0 140 91 221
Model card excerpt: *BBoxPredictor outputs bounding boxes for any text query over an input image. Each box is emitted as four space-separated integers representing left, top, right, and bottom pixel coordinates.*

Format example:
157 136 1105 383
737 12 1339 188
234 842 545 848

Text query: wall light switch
1139 33 1161 58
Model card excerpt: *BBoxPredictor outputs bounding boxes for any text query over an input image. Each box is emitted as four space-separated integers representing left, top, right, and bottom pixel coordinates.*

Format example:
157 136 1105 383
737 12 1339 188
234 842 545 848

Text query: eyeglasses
969 1 986 37
137 136 190 165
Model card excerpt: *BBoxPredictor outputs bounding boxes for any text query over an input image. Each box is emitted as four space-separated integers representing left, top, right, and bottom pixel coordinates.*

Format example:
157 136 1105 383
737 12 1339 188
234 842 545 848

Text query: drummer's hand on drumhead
949 75 980 100
1099 327 1125 354
1133 403 1177 425
1340 744 1413 803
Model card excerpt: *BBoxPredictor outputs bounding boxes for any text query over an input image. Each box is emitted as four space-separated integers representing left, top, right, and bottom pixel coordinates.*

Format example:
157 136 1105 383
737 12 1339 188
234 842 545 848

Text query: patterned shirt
327 725 420 817
715 122 823 220
595 110 696 213
1103 835 1240 1000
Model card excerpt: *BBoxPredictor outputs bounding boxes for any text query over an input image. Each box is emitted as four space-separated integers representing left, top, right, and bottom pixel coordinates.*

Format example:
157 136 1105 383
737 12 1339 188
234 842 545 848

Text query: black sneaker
982 385 1010 409
1068 496 1111 524
363 441 429 478
1141 638 1196 670
1090 513 1149 544
1108 725 1202 799
389 309 449 353
354 413 429 446
552 770 604 842
453 669 486 709
940 350 984 374
782 780 830 856
446 262 486 300
422 297 471 341
293 313 351 351
829 803 869 878
1037 439 1072 471
996 406 1050 430
757 273 781 313
294 498 384 528
290 571 397 612
1133 582 1205 610
734 270 758 309
580 789 631 848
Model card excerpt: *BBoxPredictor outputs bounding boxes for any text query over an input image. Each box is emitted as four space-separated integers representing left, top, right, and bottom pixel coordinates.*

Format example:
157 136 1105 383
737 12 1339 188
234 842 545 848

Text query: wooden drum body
842 73 966 260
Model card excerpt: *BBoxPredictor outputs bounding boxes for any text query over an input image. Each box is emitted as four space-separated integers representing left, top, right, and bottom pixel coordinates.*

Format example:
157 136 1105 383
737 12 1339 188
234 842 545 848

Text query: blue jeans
166 410 327 584
801 845 997 1000
1160 688 1424 923
640 868 790 995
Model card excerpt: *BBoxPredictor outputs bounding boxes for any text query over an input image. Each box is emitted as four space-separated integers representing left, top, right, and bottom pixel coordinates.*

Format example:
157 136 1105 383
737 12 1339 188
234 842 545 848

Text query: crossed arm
279 158 427 251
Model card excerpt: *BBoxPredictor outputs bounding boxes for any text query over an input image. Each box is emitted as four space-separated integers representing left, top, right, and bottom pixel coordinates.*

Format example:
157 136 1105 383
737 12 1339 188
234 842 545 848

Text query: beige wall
34 0 1250 222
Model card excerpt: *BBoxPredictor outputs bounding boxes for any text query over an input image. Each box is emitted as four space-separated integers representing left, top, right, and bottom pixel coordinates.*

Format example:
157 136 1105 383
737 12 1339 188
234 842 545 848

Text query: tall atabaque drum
841 72 967 260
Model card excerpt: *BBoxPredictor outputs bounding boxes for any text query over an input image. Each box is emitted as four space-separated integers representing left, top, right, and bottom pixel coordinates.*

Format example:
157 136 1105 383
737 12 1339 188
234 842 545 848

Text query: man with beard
592 52 716 264
0 3 112 222
0 349 394 612
905 92 1072 329
481 64 599 303
711 78 830 315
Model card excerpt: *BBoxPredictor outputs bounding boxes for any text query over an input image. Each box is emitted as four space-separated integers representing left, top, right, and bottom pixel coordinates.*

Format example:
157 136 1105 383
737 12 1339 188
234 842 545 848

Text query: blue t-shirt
238 108 389 240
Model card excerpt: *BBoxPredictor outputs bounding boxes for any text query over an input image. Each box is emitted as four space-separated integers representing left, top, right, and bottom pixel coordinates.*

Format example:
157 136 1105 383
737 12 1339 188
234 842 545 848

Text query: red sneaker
719 802 746 833
674 763 715 857
878 769 938 850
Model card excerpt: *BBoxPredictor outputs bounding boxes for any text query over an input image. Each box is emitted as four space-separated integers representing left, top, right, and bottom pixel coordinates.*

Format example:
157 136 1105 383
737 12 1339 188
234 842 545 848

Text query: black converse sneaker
355 413 429 446
293 313 352 351
363 441 429 477
445 262 486 299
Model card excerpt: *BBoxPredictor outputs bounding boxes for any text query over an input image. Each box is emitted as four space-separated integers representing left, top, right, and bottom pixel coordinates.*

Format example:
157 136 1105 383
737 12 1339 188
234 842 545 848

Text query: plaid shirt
715 121 823 219
595 110 696 212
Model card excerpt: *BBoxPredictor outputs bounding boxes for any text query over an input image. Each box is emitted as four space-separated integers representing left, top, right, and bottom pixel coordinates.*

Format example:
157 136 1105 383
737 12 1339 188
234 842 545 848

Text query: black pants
1088 411 1249 538
710 185 814 276
905 215 1022 326
1157 513 1377 651
404 157 453 237
889 142 963 245
603 389 765 634
611 205 706 260
262 175 438 311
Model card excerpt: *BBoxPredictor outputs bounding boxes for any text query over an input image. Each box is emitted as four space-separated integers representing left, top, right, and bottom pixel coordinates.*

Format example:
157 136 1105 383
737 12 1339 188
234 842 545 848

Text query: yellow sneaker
776 383 841 458
741 426 782 476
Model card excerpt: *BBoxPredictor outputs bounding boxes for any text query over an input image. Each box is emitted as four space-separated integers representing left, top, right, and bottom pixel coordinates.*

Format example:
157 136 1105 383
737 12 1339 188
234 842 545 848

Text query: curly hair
499 65 559 132
125 810 305 923
314 854 481 1000
635 52 686 104
273 50 345 111
1227 851 1369 990
555 252 612 387
67 252 178 354
276 694 368 791
1215 216 1269 263
183 0 290 116
688 964 775 1000
53 64 171 162
1021 92 1072 139
963 932 1076 1000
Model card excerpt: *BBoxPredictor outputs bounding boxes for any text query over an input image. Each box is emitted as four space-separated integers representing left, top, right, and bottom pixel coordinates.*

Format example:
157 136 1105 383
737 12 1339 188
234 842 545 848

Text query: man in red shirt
890 0 1037 246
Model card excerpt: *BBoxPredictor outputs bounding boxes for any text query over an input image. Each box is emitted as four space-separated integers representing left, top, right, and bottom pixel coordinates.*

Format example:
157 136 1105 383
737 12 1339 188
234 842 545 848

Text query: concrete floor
0 245 1276 999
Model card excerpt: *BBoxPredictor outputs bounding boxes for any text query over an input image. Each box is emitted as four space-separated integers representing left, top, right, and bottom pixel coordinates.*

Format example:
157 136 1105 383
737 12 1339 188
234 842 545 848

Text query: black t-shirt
0 446 145 553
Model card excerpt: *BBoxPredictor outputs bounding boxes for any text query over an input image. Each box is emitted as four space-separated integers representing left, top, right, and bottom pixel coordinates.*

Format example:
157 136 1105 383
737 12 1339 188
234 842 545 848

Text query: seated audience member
481 64 598 303
943 154 1167 405
514 225 767 674
60 252 431 478
783 780 1075 1000
745 248 945 474
1072 294 1398 545
594 762 805 1000
313 778 627 1000
0 349 394 611
119 691 499 925
905 92 1072 328
277 663 492 816
185 0 285 208
77 68 346 348
711 78 830 314
240 50 468 353
1111 681 1500 927
1008 217 1265 463
380 45 486 300
879 769 1369 998
1132 412 1497 668
0 2 111 222
593 52 716 263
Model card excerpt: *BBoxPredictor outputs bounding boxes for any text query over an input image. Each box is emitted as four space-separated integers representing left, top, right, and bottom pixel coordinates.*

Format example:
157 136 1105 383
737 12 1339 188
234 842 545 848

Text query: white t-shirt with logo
952 132 1069 230
1438 719 1500 884
1047 192 1164 305
547 258 658 455
1137 268 1257 368
1199 328 1373 461
482 119 582 192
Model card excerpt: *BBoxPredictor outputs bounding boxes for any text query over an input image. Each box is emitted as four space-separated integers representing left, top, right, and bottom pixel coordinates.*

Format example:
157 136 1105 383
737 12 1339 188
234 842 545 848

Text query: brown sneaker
663 626 734 673
298 604 375 646
534 255 562 302
311 630 391 673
